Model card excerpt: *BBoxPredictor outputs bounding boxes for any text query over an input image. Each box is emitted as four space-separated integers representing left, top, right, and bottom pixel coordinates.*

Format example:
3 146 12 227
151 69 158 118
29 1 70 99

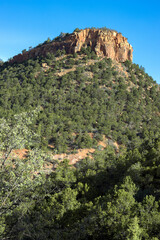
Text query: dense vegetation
1 115 160 239
0 48 160 152
0 46 160 239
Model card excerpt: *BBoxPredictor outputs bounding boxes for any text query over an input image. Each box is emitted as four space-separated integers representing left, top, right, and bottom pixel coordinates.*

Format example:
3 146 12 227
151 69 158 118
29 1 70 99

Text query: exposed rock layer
10 28 133 63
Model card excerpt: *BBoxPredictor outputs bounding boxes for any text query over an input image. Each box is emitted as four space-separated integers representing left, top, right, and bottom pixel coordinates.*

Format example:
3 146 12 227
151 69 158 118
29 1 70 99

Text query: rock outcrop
10 28 133 63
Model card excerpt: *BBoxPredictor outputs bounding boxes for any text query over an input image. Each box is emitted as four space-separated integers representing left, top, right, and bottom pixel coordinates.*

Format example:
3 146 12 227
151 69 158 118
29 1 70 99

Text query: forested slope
0 46 160 239
0 48 160 152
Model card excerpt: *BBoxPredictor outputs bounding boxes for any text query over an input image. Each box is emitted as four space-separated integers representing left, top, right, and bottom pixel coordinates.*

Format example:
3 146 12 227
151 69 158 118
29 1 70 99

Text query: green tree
127 217 143 240
0 108 40 167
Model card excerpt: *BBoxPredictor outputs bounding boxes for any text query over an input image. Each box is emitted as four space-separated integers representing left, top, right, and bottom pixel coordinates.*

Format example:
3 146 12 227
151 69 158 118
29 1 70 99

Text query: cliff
10 28 133 63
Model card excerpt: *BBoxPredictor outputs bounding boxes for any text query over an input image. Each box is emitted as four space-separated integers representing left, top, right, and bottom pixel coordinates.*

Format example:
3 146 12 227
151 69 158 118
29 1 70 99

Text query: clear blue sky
0 0 160 83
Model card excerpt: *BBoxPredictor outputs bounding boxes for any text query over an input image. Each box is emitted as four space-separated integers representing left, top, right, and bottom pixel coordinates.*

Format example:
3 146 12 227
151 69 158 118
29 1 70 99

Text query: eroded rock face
10 28 133 63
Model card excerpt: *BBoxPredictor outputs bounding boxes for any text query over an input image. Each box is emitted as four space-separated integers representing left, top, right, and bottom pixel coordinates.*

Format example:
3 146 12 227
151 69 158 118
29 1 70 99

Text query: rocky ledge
10 28 133 63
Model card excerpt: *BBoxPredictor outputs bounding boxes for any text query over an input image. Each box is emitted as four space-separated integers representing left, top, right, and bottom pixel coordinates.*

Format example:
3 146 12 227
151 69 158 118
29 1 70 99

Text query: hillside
0 31 159 154
0 28 160 239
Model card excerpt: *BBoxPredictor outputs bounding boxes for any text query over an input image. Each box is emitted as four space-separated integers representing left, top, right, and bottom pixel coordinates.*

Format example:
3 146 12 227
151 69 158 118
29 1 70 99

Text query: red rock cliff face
10 29 133 63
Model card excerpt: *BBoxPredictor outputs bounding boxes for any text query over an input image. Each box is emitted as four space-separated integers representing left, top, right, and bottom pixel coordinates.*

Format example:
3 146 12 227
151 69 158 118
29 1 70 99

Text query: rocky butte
10 28 133 63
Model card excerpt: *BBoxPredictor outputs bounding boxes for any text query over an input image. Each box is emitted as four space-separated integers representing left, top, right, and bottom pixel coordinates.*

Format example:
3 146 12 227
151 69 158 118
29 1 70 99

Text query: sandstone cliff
10 28 133 63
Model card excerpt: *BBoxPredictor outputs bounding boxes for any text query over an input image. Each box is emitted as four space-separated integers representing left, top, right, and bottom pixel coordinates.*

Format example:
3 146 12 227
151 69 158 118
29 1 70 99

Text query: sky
0 0 160 83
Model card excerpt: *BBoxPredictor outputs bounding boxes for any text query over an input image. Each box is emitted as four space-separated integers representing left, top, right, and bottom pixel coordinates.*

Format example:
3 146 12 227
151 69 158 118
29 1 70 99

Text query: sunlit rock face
10 28 133 63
